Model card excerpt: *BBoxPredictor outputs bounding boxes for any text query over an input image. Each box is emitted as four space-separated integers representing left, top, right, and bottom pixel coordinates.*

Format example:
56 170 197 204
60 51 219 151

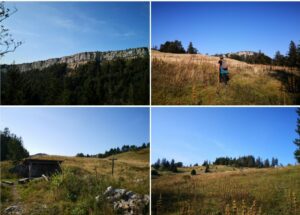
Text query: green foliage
50 166 119 214
76 143 150 158
229 51 272 65
274 40 300 67
159 40 186 53
153 158 178 172
187 42 198 54
204 164 210 173
274 51 286 66
151 169 159 176
0 161 18 179
294 108 300 163
1 127 29 162
288 41 298 67
218 40 300 68
1 57 149 105
71 202 89 215
214 155 278 168
191 169 196 175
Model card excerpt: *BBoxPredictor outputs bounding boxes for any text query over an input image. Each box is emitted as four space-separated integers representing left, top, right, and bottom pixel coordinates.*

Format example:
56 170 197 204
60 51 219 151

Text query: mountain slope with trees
0 128 29 162
1 56 149 105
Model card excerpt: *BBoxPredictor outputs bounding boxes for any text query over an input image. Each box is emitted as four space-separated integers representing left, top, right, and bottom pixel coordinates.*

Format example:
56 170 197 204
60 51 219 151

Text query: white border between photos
1 1 300 215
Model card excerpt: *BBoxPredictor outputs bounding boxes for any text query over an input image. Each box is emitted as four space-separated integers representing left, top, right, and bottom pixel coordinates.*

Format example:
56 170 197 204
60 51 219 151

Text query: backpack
221 60 228 69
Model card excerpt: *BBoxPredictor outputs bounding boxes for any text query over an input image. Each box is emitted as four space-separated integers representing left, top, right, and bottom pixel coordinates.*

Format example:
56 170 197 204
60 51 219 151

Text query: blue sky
152 2 300 58
0 108 149 156
152 107 298 166
2 2 149 64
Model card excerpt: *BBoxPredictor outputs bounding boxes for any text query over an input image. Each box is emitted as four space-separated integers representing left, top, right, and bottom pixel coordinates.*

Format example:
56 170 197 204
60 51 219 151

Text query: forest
155 40 300 67
1 57 149 105
152 155 280 174
76 142 150 158
0 128 29 162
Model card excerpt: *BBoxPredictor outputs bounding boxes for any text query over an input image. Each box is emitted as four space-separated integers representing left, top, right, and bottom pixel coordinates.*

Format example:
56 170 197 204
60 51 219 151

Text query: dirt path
2 181 23 215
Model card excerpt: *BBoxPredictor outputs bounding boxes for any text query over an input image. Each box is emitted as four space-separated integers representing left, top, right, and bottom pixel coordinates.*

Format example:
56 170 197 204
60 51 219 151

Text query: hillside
152 51 300 105
0 148 149 215
152 164 300 215
107 148 149 163
1 50 149 105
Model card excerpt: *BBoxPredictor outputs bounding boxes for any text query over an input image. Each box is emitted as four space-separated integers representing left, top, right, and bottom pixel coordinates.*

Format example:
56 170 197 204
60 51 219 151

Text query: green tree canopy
1 127 29 162
159 40 186 53
288 40 298 67
294 108 300 163
187 42 198 54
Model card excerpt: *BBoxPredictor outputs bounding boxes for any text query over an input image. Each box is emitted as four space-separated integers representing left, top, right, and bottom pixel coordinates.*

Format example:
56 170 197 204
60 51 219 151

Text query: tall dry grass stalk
152 51 300 105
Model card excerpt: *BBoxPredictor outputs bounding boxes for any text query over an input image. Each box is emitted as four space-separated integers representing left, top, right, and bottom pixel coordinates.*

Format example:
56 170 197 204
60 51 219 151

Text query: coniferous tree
274 51 286 66
294 108 300 163
1 56 149 105
288 41 298 67
187 42 198 54
264 159 270 168
296 42 300 68
0 128 29 162
204 163 210 173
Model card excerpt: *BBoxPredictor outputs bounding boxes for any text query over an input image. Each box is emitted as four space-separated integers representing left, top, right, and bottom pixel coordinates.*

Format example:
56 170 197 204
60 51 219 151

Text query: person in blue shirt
218 56 229 85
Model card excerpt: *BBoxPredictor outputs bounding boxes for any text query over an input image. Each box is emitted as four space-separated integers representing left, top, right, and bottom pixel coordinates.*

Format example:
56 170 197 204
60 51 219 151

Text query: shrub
191 169 196 175
205 165 210 173
152 169 159 176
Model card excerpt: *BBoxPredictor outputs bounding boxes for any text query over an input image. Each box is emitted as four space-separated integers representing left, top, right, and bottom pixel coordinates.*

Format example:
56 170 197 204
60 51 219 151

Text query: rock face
1 47 148 72
99 186 149 215
227 51 256 57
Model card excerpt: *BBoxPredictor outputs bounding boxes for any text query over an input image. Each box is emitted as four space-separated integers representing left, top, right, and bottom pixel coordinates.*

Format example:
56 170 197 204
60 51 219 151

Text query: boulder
100 186 149 215
4 205 22 215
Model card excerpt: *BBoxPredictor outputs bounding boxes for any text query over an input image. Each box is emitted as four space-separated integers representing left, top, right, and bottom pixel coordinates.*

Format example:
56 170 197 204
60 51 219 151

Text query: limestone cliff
1 47 148 72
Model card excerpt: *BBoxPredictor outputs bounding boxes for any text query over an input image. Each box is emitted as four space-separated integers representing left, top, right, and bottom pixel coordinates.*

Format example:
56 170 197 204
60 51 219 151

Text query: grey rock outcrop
3 205 22 215
98 186 149 215
1 47 148 72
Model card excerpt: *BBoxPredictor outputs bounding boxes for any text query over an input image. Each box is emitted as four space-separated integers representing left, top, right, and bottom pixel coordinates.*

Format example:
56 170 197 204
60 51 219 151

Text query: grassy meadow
0 148 149 215
152 51 300 105
151 165 300 215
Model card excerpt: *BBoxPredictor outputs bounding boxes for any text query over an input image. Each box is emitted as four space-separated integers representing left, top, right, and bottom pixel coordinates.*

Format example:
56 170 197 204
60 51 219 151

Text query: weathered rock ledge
1 47 148 72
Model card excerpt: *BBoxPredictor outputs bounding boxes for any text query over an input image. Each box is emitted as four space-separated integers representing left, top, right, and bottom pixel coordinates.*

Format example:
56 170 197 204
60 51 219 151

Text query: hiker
218 56 229 84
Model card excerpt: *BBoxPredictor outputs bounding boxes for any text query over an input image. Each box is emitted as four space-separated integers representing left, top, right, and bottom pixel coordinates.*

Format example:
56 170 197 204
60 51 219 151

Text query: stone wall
2 47 148 72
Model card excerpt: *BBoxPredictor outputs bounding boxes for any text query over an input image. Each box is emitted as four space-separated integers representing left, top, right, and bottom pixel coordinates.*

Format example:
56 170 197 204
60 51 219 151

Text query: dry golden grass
152 51 300 105
152 165 300 215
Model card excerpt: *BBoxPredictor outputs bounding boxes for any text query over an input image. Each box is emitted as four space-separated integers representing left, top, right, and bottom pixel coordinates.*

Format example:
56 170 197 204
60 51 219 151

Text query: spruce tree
294 108 300 163
288 41 297 67
274 51 285 66
296 42 300 68
187 42 198 54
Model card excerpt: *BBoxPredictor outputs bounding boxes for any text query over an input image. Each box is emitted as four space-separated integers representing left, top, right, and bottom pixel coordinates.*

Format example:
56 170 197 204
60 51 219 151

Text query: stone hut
12 159 63 178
